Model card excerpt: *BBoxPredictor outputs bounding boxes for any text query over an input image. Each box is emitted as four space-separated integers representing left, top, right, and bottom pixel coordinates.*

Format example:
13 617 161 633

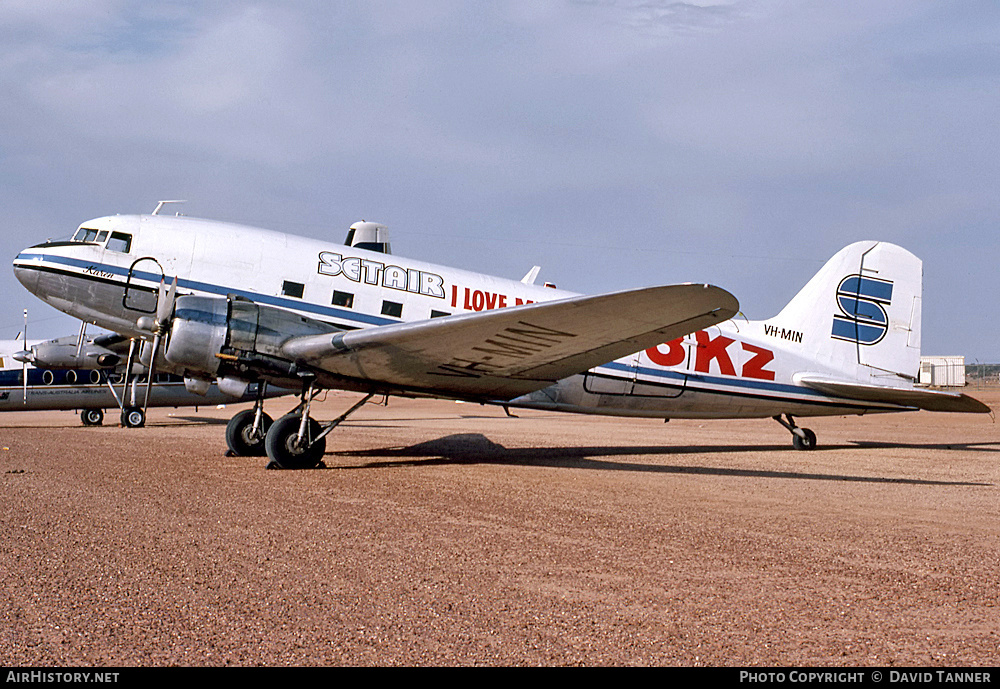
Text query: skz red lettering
650 332 776 381
694 331 736 376
646 338 685 367
741 343 775 380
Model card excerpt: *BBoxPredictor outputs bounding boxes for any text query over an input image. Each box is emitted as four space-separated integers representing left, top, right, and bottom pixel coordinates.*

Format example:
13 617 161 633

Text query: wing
797 375 992 413
282 283 738 400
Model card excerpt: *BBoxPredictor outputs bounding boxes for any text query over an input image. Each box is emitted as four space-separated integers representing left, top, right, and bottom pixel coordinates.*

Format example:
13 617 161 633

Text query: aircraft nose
13 252 40 293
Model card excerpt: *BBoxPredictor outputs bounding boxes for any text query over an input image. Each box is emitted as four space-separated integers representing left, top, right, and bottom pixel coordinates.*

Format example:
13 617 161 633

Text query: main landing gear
225 383 273 457
773 414 817 451
225 381 375 470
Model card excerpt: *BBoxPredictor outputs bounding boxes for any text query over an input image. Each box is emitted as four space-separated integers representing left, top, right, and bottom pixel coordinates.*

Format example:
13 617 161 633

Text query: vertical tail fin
769 241 922 384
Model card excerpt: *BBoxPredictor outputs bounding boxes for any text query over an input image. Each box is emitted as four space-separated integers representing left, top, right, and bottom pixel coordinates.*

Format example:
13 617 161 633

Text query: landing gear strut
773 414 817 451
264 385 375 470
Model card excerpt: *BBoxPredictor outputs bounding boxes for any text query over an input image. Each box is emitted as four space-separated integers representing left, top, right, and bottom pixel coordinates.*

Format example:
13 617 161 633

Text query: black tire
264 414 325 469
225 409 274 457
792 428 817 451
81 408 104 426
121 406 145 428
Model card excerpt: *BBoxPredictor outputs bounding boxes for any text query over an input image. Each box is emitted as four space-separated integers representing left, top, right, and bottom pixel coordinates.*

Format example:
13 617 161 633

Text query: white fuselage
13 214 911 420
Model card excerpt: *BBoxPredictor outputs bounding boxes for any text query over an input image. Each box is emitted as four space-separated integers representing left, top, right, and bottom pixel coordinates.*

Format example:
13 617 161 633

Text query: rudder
769 241 922 384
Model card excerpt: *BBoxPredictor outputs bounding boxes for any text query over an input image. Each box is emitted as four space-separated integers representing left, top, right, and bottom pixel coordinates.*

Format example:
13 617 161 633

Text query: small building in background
919 356 966 388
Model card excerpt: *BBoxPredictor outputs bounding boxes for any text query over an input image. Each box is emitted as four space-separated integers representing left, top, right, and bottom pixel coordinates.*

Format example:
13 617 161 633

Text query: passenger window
282 281 304 298
430 310 450 318
332 291 354 308
381 300 403 318
106 232 132 253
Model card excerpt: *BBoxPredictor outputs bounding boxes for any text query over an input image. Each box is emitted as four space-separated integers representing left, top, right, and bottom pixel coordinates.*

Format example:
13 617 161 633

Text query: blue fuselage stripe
15 253 400 327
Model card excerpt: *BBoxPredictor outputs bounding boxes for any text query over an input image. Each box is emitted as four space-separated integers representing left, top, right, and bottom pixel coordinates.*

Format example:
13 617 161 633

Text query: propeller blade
22 309 27 405
143 334 161 414
156 276 178 327
121 338 137 406
141 276 177 418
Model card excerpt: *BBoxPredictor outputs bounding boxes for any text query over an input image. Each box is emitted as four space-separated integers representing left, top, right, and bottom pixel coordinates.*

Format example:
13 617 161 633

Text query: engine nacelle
164 295 341 384
26 337 121 370
163 296 228 375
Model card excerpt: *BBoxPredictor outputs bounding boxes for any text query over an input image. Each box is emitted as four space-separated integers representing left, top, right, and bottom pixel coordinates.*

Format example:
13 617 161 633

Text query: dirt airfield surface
2 389 999 667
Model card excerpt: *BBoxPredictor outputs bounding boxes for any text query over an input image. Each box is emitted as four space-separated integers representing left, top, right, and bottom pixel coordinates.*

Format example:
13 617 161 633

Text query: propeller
142 276 178 415
21 309 28 404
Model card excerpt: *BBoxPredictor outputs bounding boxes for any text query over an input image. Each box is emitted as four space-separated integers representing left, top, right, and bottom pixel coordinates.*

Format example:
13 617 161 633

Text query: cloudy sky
1 1 997 362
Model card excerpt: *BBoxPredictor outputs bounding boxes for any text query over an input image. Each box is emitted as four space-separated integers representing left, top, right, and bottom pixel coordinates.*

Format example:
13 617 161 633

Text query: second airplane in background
1 329 288 427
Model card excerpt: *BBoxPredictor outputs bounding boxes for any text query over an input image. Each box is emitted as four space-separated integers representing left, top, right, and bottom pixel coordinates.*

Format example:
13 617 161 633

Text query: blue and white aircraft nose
12 250 41 293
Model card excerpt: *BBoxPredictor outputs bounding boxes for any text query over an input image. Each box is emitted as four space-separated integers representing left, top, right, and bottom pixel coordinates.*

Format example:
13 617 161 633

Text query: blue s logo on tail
831 275 893 345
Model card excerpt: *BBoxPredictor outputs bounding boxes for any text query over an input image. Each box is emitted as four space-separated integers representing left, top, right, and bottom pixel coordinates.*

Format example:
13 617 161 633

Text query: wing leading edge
282 283 739 400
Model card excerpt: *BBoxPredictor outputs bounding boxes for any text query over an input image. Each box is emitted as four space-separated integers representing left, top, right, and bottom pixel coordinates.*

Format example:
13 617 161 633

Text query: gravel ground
2 389 998 666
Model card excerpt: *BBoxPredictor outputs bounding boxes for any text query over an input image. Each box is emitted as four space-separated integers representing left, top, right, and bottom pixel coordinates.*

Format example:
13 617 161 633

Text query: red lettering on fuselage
645 338 685 367
740 343 776 381
694 331 736 375
647 331 776 381
456 285 532 312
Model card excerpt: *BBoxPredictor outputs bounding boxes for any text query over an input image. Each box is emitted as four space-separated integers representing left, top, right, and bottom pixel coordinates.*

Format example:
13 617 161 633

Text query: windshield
71 227 132 253
72 227 108 243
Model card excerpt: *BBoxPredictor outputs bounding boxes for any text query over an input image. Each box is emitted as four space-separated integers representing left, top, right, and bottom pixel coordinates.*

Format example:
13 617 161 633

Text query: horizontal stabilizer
282 283 739 400
797 375 992 414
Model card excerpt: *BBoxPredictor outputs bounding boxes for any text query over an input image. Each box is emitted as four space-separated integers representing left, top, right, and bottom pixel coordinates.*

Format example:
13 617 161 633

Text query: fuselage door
630 336 691 399
583 354 638 395
123 257 165 314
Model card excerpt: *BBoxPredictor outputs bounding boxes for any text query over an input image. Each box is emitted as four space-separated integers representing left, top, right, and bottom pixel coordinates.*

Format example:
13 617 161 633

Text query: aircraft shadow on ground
328 433 995 486
165 416 231 425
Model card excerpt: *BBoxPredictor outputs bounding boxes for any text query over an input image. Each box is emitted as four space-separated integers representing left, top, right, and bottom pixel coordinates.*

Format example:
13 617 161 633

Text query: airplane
0 329 287 427
11 205 989 468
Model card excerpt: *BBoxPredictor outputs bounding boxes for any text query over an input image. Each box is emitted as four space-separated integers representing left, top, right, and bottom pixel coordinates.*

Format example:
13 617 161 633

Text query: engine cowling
164 295 341 385
24 338 121 370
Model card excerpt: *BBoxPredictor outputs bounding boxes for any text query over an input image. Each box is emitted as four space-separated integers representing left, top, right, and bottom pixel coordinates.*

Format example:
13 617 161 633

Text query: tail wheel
81 408 104 426
225 409 274 457
264 414 326 469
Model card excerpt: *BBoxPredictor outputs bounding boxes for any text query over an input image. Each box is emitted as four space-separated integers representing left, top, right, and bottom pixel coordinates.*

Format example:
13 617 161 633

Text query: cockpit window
71 228 132 252
72 227 102 242
106 232 132 253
